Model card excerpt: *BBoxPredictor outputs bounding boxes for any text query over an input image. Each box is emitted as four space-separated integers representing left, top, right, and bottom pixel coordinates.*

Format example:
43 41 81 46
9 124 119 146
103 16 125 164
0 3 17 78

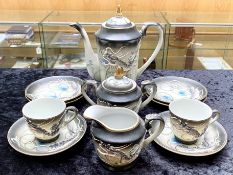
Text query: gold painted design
114 66 125 79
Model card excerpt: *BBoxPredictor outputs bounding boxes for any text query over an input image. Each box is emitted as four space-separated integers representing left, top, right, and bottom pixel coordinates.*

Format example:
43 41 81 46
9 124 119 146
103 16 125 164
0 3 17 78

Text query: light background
0 0 232 12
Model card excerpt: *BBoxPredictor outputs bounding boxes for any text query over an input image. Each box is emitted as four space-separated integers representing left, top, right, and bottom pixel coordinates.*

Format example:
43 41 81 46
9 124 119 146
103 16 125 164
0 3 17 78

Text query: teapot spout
70 23 101 81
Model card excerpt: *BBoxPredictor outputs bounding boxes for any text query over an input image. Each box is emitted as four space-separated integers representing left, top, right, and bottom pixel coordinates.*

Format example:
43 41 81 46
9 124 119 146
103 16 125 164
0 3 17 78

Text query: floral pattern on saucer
150 111 227 156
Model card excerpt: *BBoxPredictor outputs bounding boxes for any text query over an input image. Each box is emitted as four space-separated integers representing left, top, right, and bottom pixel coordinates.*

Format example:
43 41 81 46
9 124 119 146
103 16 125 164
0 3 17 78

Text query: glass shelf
162 11 233 27
0 10 51 25
0 32 41 48
0 10 51 68
1 10 232 70
42 10 165 25
162 11 233 70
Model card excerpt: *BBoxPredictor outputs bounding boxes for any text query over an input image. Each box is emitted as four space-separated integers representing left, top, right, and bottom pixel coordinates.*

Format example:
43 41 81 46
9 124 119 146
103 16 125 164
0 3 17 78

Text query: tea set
7 6 227 171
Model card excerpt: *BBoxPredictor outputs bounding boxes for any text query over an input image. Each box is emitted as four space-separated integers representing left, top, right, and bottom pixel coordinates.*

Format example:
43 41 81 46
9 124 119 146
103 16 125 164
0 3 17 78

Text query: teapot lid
103 5 134 29
102 67 136 94
95 5 142 41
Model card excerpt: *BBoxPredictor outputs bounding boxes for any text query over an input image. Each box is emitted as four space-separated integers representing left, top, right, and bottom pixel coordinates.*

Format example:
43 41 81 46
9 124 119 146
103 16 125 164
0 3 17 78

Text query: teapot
81 67 157 113
83 105 165 170
70 5 164 81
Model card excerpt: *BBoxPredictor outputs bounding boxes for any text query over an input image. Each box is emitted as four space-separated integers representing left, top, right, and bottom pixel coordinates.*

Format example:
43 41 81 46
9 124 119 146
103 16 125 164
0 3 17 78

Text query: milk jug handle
137 23 164 78
143 113 165 147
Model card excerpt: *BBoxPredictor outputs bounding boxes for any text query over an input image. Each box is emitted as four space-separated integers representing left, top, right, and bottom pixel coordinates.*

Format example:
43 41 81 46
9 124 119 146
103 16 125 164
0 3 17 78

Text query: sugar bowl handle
140 80 157 110
81 80 98 105
143 114 165 147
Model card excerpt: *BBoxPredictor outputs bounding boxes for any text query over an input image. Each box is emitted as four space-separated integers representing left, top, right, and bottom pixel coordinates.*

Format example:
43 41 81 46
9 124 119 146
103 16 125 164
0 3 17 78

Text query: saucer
7 113 87 156
25 76 83 103
152 97 208 107
25 94 83 104
146 76 208 104
148 111 227 156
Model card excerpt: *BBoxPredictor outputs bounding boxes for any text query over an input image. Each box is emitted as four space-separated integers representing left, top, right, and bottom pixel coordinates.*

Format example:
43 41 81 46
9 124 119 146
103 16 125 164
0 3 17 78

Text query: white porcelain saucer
7 113 87 156
151 97 208 107
148 111 227 156
146 76 208 105
25 76 83 103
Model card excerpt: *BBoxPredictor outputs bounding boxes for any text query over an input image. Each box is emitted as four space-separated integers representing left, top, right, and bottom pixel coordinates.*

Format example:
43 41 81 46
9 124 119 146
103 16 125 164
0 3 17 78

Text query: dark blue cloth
0 68 233 175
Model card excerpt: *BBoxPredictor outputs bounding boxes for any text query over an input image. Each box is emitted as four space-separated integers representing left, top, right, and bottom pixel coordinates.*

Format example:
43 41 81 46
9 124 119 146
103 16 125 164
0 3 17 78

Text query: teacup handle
140 80 157 110
60 106 79 128
143 114 165 147
81 80 97 105
209 109 220 125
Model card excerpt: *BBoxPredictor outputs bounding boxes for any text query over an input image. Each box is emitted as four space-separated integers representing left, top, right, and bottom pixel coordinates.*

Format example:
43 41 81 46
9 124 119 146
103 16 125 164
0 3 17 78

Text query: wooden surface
0 0 233 12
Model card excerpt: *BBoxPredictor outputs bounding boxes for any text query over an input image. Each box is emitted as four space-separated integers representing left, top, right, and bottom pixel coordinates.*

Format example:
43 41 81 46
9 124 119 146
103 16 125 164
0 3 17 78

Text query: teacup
22 98 78 142
169 99 220 144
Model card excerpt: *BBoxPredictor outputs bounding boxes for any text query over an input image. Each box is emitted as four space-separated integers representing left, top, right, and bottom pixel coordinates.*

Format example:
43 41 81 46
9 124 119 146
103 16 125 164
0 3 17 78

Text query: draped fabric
0 69 232 175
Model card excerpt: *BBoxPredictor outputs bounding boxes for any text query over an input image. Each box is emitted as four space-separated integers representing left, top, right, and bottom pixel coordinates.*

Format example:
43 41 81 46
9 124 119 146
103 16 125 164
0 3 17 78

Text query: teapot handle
143 114 165 148
81 80 97 105
137 23 164 78
140 80 157 110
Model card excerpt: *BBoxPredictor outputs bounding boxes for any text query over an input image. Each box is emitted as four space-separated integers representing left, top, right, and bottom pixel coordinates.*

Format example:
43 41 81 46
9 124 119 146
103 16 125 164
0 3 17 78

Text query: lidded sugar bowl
83 105 165 170
81 67 157 112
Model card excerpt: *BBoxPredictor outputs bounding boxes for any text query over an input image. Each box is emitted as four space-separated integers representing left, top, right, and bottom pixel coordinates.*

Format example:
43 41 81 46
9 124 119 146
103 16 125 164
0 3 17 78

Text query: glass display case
162 11 233 70
0 10 51 68
41 10 167 69
2 10 233 71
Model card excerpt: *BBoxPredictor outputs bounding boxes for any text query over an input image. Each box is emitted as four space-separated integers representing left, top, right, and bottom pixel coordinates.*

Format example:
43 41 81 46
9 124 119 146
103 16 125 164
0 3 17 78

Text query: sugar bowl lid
102 67 137 94
97 67 141 104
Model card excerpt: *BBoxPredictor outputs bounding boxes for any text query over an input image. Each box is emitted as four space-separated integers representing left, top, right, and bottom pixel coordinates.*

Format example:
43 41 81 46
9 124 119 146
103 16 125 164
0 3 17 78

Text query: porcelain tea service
83 105 165 169
82 66 157 112
70 5 164 81
6 11 226 167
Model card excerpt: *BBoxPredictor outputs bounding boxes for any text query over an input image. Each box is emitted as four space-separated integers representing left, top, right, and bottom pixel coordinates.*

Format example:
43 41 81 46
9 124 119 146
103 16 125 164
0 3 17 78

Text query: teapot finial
116 4 123 17
114 66 124 79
